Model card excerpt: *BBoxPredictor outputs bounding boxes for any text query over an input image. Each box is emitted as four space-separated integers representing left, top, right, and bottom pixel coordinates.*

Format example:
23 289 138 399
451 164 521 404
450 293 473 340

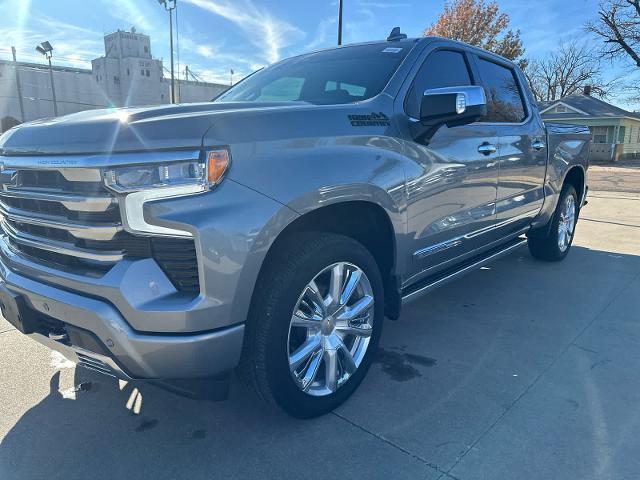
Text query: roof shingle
538 94 640 119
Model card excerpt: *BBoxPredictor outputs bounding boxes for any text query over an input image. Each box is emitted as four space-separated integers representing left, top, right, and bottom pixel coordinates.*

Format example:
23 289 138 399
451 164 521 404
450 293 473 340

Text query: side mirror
413 85 487 142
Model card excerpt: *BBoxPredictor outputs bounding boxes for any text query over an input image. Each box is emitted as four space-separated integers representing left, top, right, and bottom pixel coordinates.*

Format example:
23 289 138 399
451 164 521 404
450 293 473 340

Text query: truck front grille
0 166 199 293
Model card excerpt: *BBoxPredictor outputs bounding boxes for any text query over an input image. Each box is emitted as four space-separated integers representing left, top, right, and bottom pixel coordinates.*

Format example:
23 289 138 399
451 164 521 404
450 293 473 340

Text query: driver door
400 48 500 282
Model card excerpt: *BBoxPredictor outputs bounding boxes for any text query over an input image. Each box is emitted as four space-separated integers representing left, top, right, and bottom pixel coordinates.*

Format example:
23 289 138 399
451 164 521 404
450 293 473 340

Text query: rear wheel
239 233 384 418
528 185 578 261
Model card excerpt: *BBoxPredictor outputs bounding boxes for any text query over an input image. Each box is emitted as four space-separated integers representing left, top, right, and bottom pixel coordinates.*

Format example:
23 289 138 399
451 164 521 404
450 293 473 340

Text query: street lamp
158 0 177 104
35 41 58 116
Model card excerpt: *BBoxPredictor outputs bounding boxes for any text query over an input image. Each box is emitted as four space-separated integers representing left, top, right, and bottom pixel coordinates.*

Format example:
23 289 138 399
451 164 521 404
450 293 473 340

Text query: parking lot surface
1 187 639 480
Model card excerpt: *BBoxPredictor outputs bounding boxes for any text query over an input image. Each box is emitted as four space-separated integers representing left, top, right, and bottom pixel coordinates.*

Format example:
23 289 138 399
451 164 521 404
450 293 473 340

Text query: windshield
214 43 412 105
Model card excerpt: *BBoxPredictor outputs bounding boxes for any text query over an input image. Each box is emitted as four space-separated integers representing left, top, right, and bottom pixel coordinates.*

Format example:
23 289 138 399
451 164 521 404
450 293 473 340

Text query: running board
401 237 528 305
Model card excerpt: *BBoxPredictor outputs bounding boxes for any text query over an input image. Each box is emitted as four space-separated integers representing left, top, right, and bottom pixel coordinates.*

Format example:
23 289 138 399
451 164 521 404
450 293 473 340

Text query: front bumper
0 259 244 380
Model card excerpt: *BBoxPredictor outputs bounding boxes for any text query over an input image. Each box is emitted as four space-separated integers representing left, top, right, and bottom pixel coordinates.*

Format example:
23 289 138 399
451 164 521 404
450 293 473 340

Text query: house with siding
539 88 640 162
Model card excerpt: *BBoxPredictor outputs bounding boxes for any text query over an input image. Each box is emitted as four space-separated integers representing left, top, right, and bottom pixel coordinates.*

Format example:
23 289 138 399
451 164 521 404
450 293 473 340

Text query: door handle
477 142 497 156
532 139 546 150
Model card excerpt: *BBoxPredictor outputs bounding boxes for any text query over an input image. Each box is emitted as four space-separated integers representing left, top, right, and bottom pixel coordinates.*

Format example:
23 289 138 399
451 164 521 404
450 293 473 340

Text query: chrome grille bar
1 219 123 263
0 202 121 240
0 188 115 212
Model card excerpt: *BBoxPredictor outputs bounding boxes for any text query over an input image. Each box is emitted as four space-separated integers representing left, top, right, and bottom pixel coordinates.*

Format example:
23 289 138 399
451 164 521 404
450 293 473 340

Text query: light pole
158 0 177 104
338 0 343 45
35 41 58 117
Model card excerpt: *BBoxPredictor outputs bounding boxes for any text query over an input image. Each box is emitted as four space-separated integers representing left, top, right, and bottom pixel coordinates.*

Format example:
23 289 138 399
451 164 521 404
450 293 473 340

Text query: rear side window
406 50 471 118
477 58 526 123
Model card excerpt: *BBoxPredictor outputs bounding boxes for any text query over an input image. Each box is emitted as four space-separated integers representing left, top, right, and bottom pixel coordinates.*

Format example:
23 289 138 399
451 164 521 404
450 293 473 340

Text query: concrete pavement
1 189 639 480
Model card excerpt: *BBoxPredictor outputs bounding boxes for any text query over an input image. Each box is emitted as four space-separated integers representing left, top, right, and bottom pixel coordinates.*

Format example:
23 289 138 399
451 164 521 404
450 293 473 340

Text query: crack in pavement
332 410 461 480
442 271 640 478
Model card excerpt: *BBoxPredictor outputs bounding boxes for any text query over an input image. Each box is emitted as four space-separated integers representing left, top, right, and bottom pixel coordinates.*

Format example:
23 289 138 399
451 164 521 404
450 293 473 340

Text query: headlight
103 149 230 237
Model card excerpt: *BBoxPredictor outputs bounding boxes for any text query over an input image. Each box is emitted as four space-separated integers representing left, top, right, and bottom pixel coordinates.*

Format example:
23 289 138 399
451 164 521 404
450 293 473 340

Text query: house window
141 69 145 75
145 69 150 77
555 105 567 113
591 126 612 144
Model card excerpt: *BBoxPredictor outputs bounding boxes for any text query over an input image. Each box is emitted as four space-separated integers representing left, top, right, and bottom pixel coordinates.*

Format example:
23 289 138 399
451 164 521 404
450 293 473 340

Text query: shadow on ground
1 245 640 480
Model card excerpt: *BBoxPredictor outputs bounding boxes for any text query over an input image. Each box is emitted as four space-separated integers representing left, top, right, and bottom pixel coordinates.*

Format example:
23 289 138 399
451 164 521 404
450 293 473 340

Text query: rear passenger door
473 56 547 233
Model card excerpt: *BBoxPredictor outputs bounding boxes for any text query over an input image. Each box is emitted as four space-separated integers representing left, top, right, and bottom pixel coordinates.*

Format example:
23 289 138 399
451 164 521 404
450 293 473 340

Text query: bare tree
525 41 614 101
586 0 640 67
424 0 526 68
586 1 640 104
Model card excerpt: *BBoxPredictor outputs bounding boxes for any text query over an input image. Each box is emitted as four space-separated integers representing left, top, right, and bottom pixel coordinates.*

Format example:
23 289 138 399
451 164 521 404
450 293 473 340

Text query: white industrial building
0 28 228 132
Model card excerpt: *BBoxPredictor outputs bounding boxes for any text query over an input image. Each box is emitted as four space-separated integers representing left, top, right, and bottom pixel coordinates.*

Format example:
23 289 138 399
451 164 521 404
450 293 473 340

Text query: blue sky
1 0 638 109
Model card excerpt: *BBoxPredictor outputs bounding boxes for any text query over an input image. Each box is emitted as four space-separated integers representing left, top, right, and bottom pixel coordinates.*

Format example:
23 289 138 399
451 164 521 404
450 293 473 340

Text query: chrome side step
401 237 528 305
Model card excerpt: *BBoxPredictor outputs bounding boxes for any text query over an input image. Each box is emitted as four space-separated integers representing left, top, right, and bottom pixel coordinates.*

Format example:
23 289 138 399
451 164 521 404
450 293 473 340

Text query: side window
406 50 471 118
477 58 526 123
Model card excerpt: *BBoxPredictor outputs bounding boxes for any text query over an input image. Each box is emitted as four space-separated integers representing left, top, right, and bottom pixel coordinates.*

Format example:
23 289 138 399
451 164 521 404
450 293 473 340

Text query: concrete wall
0 62 103 122
173 79 228 103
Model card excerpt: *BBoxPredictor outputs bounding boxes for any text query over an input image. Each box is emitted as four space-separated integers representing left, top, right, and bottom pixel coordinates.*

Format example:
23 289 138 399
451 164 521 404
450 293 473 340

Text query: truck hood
0 102 313 156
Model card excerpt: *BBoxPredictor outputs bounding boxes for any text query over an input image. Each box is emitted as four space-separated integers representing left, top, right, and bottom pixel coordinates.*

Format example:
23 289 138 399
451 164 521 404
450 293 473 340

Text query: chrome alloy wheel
558 194 576 252
287 262 374 397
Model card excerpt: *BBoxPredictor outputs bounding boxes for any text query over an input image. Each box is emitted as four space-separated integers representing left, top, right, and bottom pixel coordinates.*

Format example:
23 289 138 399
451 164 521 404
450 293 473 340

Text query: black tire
238 232 384 418
528 185 578 261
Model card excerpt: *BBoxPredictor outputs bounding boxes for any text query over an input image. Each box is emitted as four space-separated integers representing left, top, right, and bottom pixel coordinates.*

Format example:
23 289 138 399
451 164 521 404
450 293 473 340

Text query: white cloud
305 16 337 51
0 15 103 68
182 0 304 64
102 0 155 33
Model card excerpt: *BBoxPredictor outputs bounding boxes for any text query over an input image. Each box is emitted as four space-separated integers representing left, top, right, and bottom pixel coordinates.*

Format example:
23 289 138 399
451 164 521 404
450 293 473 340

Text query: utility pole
11 47 25 122
35 41 58 117
338 0 343 45
159 0 177 104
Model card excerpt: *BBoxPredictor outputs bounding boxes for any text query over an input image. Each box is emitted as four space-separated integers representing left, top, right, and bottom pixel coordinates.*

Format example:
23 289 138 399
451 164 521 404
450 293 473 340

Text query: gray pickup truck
0 30 589 418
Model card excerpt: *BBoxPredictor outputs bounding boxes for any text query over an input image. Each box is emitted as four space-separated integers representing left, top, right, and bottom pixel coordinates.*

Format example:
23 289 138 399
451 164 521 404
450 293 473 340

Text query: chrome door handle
532 139 546 150
477 142 497 156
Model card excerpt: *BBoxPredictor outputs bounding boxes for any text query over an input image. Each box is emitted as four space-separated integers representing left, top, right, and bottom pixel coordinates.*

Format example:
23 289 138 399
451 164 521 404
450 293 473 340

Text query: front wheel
528 185 578 261
238 233 384 418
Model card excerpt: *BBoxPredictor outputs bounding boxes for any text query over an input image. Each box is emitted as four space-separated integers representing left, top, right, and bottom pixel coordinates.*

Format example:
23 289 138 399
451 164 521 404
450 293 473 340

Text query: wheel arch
250 200 402 322
562 165 586 207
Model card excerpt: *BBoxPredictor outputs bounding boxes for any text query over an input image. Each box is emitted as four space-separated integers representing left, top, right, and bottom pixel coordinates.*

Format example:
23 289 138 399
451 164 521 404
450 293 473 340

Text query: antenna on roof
387 27 407 41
